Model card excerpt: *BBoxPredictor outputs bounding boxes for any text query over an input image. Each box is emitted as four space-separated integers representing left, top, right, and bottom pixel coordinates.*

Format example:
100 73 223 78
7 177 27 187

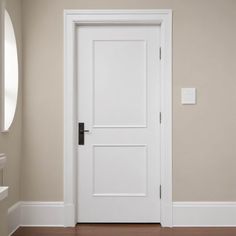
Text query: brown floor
12 224 236 236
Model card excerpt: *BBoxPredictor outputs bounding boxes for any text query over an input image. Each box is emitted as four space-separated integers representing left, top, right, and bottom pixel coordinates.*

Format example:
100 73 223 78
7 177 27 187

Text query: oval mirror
3 10 19 131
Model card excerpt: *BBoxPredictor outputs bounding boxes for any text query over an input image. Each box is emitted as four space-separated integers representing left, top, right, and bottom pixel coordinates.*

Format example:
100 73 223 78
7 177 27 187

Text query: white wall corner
173 202 236 227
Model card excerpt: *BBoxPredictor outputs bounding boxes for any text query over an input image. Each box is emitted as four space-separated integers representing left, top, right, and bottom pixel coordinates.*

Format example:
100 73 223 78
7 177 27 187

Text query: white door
77 25 161 223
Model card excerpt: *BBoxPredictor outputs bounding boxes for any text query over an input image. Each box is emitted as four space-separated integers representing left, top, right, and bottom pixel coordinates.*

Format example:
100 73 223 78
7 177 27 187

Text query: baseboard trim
64 203 76 227
173 202 236 227
8 201 236 232
8 201 65 235
8 202 21 236
20 201 65 227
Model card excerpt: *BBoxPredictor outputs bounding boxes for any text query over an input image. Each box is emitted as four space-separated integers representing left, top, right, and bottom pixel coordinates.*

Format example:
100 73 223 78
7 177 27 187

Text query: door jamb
64 9 173 227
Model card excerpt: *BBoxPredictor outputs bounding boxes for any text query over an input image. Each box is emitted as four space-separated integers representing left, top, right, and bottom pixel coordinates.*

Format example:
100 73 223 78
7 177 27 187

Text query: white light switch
181 88 196 104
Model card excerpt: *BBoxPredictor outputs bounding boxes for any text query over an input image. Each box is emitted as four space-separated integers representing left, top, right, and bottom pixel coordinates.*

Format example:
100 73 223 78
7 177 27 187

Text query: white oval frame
1 8 19 132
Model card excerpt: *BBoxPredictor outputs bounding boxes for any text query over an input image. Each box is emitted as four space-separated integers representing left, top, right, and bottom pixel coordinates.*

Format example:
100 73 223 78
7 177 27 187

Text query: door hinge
159 185 162 199
159 112 162 124
159 47 162 60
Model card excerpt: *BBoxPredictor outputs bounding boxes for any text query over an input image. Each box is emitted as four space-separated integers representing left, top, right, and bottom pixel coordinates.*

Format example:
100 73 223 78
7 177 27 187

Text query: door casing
64 9 172 227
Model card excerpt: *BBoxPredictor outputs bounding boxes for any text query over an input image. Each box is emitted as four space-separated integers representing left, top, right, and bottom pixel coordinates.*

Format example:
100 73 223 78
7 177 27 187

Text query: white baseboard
20 202 65 227
8 202 21 236
173 202 236 227
64 203 76 227
8 201 65 235
8 201 236 232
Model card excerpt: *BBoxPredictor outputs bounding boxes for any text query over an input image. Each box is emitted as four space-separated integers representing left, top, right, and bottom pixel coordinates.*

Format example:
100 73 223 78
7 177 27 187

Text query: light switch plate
181 88 196 104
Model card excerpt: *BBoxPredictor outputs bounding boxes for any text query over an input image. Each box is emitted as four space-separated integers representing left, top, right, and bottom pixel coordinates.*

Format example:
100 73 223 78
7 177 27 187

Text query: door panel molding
92 144 148 198
64 9 172 227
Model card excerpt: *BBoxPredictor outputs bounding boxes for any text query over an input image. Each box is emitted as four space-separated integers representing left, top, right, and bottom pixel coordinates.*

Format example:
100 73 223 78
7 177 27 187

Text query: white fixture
181 88 196 104
0 186 8 201
0 153 6 170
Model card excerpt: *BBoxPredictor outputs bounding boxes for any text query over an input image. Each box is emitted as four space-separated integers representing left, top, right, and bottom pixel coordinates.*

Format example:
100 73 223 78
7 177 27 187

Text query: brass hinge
159 47 162 60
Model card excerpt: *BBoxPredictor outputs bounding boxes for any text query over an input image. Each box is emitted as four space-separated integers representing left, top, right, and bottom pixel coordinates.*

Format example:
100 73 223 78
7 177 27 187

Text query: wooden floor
13 224 236 236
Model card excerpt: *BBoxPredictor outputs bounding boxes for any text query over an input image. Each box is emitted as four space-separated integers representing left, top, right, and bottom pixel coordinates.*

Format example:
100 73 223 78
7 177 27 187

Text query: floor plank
12 224 236 236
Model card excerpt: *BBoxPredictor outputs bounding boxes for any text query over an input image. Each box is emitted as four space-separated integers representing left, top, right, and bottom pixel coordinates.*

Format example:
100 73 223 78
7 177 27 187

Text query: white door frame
64 9 172 227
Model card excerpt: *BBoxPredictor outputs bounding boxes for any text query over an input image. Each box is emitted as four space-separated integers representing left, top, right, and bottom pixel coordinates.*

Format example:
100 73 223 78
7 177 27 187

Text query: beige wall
0 0 22 207
0 0 22 233
0 199 7 236
21 0 236 201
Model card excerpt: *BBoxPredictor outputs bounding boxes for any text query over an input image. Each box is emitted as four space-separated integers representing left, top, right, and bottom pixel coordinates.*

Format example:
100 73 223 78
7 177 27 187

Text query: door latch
78 123 90 145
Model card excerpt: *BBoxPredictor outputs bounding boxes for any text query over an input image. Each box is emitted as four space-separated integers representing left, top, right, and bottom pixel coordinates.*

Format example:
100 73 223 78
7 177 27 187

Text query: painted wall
0 0 22 208
21 0 236 201
0 0 22 233
0 199 7 236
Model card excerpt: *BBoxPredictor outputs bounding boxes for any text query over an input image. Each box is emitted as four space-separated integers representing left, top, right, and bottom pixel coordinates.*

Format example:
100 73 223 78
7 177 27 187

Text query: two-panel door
77 25 161 222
